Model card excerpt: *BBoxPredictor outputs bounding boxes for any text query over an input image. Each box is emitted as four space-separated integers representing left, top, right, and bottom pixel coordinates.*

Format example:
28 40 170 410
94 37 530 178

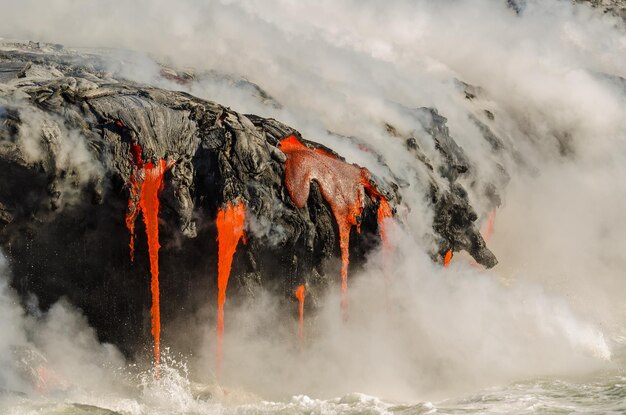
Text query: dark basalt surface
0 42 497 356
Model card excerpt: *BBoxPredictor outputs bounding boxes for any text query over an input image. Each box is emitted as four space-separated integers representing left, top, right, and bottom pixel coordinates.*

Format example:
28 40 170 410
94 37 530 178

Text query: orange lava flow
482 209 496 242
126 176 140 262
215 201 246 378
377 199 393 240
295 285 305 340
444 250 453 268
279 135 391 321
124 143 172 375
139 160 169 372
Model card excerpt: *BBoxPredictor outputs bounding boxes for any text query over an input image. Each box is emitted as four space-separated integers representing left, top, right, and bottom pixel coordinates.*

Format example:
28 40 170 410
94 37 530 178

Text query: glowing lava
377 199 393 242
124 143 172 374
444 250 453 268
483 209 496 242
215 201 246 378
279 135 392 320
141 160 170 372
295 285 305 341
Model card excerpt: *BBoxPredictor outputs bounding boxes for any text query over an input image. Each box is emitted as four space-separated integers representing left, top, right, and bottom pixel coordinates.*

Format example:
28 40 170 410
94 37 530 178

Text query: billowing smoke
1 0 625 408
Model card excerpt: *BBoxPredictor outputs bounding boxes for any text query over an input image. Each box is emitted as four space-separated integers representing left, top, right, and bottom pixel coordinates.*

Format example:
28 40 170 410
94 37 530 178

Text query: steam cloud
1 0 625 409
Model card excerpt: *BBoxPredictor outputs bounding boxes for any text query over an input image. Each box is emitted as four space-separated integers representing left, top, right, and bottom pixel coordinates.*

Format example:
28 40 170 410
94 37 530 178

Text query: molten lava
483 209 496 242
124 143 172 373
444 250 453 268
279 135 392 320
377 199 393 242
215 200 246 378
295 285 305 340
140 160 170 371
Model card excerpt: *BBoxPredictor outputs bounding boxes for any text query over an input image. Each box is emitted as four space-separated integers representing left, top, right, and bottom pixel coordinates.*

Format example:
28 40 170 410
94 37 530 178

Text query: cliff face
0 42 497 355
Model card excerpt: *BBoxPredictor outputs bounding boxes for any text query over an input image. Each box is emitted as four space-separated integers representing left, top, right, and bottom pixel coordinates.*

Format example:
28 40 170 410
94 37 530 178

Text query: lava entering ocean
125 143 173 374
215 200 247 378
444 250 453 268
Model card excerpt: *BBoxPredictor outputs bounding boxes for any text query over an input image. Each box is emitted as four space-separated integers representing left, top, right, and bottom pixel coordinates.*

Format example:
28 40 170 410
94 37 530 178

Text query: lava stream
140 160 170 373
215 201 246 378
279 135 392 320
125 143 172 374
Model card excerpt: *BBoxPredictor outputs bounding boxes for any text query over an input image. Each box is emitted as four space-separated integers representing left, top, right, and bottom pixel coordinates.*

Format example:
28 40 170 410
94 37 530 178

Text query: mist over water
1 0 626 413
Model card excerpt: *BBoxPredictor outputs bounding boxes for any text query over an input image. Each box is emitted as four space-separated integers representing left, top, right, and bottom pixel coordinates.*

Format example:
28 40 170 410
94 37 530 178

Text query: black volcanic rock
0 42 497 355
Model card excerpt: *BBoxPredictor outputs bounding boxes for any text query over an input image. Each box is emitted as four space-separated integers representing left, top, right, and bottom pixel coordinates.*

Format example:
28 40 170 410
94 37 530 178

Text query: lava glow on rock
279 134 392 320
125 143 173 374
215 200 246 378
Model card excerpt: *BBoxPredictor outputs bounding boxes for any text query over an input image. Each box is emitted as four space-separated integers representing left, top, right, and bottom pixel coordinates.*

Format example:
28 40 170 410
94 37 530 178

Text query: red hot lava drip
215 201 246 378
279 135 392 320
377 199 393 241
295 285 305 341
444 250 453 268
124 144 172 374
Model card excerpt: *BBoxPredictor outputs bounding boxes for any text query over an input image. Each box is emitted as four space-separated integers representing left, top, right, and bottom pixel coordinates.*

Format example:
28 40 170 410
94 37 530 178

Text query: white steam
188 229 613 402
0 0 625 408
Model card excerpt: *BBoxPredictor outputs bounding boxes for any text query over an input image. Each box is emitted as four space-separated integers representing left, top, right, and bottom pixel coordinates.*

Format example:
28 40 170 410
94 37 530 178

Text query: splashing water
215 201 246 378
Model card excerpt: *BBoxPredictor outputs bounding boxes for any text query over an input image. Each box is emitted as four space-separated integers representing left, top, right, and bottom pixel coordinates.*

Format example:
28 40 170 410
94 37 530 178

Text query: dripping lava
279 135 392 320
215 200 246 378
295 285 305 341
125 143 173 373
